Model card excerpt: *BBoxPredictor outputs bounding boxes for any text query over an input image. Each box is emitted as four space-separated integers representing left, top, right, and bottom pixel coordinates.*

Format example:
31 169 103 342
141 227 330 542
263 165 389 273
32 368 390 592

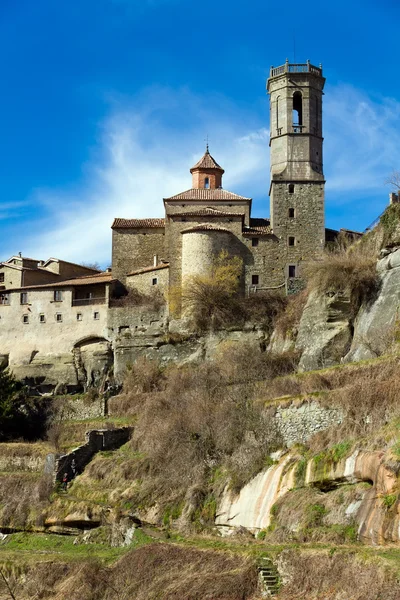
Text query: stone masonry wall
54 427 132 483
112 227 166 285
275 399 343 446
126 266 169 296
271 181 325 271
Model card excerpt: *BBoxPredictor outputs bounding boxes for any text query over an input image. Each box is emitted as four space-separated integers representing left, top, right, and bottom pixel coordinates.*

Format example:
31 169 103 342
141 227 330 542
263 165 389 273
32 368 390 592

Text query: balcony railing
270 60 322 78
292 124 305 133
72 297 106 307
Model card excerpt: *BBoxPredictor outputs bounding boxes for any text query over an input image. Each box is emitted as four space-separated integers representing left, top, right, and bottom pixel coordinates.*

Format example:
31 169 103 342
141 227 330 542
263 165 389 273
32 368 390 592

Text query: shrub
380 202 400 246
305 243 379 316
0 367 47 441
274 289 308 339
117 352 283 516
181 250 244 331
240 291 287 333
111 288 165 311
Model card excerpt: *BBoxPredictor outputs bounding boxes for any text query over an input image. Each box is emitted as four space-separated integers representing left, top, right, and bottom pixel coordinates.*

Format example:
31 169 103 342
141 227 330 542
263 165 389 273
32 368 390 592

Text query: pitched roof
190 148 224 173
172 208 244 218
181 224 232 234
112 218 165 229
127 263 170 277
242 218 272 236
164 188 251 202
6 272 115 291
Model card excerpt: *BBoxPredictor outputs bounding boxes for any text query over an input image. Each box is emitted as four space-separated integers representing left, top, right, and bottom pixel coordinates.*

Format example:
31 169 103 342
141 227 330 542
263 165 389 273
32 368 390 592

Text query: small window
288 208 295 218
288 236 295 247
0 273 4 283
94 311 100 320
288 184 295 194
288 265 296 278
204 177 210 189
20 292 28 305
39 314 46 323
22 314 29 324
152 278 158 286
252 238 259 247
54 290 63 302
252 275 259 285
56 313 62 322
77 313 83 321
0 294 10 305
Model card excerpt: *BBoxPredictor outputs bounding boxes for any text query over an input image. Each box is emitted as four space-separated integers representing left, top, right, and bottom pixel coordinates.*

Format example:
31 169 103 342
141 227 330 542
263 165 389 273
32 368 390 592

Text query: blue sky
1 0 400 265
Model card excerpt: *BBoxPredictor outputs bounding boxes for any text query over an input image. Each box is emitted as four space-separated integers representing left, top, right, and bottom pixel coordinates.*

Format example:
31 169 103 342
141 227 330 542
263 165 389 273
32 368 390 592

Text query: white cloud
324 84 400 196
14 88 269 266
3 82 400 266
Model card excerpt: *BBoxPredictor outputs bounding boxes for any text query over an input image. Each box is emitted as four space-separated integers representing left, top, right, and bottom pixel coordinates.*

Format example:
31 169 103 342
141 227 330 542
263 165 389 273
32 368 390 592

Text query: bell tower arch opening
292 91 303 131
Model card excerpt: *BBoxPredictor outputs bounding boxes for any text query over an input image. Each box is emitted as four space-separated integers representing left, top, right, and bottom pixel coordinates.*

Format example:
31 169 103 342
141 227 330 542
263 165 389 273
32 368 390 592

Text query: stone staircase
258 557 280 596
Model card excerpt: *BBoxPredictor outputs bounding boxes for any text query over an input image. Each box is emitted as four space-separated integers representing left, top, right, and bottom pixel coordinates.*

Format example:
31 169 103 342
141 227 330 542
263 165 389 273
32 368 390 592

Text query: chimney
390 192 399 204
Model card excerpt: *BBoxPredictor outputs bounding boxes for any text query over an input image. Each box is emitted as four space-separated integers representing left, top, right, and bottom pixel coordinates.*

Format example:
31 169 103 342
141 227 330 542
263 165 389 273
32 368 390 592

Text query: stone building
111 60 327 305
0 59 337 388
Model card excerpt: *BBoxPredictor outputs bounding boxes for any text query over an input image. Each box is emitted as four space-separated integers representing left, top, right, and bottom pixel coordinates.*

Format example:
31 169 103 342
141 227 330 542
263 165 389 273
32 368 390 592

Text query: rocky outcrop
345 247 400 362
216 448 400 544
295 289 353 371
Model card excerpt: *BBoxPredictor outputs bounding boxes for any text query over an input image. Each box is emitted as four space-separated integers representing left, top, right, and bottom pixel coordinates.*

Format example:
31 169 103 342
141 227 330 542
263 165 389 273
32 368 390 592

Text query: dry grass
0 472 52 529
278 549 400 600
16 544 258 600
274 290 308 339
110 288 165 311
305 243 379 316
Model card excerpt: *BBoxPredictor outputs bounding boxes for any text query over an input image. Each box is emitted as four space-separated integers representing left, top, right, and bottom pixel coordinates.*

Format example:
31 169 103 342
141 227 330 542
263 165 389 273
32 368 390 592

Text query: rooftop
5 271 115 291
243 218 272 236
190 147 224 173
127 263 169 277
112 218 165 229
164 188 251 202
172 208 244 218
181 224 232 234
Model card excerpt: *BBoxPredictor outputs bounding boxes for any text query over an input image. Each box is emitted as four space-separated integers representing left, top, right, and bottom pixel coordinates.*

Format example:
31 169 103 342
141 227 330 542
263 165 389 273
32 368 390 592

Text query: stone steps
258 557 280 596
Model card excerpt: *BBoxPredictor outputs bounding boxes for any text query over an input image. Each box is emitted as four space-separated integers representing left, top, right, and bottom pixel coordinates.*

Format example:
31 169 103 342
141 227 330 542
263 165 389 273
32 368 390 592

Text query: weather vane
204 134 209 152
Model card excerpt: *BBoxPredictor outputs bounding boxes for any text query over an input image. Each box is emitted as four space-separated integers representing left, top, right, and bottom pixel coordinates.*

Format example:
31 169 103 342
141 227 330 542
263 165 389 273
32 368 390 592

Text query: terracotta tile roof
181 224 232 234
164 188 251 202
172 208 244 218
111 218 165 229
7 272 115 291
190 149 224 173
242 218 272 236
127 263 170 277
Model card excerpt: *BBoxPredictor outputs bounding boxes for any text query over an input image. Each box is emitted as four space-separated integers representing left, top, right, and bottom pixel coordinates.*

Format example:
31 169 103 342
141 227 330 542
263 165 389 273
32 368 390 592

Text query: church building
111 60 326 304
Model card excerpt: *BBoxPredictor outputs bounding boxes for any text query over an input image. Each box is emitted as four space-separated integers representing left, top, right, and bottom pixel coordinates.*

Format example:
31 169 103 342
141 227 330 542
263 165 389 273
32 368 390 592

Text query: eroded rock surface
295 289 353 371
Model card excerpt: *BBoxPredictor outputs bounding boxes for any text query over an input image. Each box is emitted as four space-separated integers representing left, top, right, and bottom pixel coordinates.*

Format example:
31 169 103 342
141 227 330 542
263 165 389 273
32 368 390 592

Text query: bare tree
385 170 400 191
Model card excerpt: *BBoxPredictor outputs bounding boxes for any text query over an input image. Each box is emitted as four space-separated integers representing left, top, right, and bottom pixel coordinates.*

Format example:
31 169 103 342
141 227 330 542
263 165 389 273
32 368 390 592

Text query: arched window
293 91 303 132
204 177 210 189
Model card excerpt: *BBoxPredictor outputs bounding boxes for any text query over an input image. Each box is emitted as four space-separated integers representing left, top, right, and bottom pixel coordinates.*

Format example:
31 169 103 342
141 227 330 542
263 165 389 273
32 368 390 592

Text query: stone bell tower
267 60 326 274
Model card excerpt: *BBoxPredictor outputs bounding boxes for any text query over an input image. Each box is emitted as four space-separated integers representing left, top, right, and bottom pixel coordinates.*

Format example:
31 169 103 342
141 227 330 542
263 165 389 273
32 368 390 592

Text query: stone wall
126 265 169 296
275 399 343 446
111 227 166 285
54 427 132 483
59 395 105 421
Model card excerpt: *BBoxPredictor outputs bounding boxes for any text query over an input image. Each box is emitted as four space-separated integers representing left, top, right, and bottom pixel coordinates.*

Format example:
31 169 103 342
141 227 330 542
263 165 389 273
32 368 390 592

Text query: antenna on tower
293 30 296 64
